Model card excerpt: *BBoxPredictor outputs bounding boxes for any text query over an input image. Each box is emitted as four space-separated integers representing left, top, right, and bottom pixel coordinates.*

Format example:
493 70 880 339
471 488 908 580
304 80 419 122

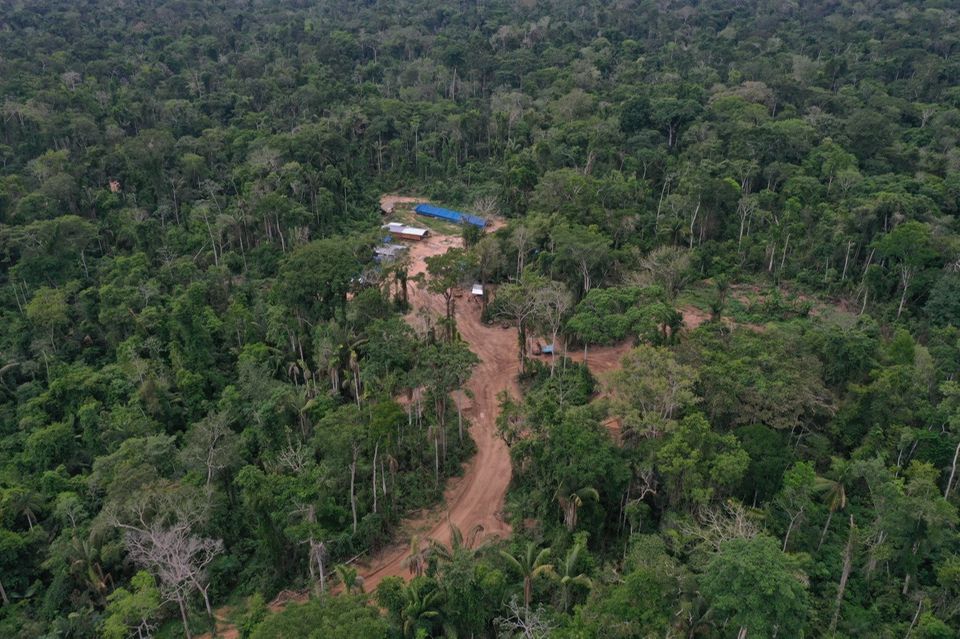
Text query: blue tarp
414 203 486 228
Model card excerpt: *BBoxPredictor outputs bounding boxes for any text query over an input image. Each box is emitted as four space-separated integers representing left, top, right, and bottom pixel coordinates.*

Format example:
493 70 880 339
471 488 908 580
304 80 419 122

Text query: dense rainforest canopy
1 0 960 637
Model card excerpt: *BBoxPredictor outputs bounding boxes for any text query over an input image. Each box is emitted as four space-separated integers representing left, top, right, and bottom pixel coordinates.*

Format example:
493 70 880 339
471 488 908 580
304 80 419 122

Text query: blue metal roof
414 203 486 228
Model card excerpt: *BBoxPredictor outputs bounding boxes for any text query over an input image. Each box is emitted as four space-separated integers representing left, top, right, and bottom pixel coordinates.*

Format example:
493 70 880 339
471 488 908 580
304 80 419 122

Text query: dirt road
354 230 519 591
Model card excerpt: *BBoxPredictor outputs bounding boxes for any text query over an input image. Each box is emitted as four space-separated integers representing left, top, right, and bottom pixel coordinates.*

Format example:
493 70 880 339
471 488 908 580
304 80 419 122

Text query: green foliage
656 414 749 509
100 571 161 639
248 595 389 639
701 535 809 637
1 0 960 636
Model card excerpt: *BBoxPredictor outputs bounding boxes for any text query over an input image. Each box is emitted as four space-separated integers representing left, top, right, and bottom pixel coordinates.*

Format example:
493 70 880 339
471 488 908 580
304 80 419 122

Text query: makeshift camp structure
374 244 408 262
471 283 484 297
382 222 429 241
414 203 487 228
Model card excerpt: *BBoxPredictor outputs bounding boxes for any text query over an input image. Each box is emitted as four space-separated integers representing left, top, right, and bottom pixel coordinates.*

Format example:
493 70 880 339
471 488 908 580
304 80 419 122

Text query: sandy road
355 229 519 590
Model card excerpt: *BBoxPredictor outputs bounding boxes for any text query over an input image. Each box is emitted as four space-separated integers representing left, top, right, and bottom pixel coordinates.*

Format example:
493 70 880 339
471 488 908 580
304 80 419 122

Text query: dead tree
111 497 223 639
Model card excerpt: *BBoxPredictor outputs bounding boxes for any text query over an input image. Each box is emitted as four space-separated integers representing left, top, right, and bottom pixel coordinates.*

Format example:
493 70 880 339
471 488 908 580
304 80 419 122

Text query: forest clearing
5 1 960 637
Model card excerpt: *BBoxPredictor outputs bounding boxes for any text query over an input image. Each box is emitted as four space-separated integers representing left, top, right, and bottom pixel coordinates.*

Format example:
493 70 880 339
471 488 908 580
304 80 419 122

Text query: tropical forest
1 0 960 637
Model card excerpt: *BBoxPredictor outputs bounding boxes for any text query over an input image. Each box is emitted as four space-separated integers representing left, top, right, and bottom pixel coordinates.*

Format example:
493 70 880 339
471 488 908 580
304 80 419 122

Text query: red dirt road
355 230 519 591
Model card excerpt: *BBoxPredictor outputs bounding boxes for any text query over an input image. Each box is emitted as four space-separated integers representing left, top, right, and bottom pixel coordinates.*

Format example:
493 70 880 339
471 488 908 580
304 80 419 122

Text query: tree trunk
905 599 923 639
945 439 960 499
782 507 803 551
372 440 379 514
0 577 8 606
817 510 834 551
896 273 910 319
198 585 214 625
517 321 527 371
779 233 790 274
829 516 856 635
177 594 192 639
688 198 701 249
456 397 463 444
841 241 852 281
349 446 358 534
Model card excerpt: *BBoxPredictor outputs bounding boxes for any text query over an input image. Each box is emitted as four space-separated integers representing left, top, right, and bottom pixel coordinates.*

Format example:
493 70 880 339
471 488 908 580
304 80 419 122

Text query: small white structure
382 222 429 241
374 244 409 261
471 283 484 297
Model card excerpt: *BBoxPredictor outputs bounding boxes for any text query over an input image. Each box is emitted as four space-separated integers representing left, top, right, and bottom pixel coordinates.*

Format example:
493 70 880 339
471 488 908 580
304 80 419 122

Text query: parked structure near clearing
381 222 429 241
414 203 487 228
374 243 409 262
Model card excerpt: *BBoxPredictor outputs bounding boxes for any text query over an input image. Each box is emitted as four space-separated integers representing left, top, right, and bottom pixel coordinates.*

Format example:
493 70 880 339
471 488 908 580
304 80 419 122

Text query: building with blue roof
414 203 487 228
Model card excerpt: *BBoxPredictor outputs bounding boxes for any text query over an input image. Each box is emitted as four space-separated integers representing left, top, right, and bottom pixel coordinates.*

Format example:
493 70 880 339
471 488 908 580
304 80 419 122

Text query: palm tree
428 522 486 565
4 488 42 532
814 458 851 551
499 542 555 610
401 580 456 639
555 482 599 532
401 535 430 578
556 542 592 612
334 564 364 594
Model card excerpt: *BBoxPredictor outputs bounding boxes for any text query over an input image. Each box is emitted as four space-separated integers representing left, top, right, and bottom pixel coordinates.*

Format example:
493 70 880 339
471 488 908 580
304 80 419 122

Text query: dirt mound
379 194 424 214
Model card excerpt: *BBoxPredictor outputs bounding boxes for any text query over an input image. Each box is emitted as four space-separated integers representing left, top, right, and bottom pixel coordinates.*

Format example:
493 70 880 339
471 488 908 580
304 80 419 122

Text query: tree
554 483 599 532
701 535 809 638
774 461 817 552
606 344 698 440
554 540 591 613
550 224 610 298
925 272 960 327
493 272 548 371
179 411 241 488
656 413 749 509
814 457 852 550
402 535 430 579
566 286 645 360
635 245 693 301
494 596 556 639
428 522 487 566
334 564 365 594
108 487 223 639
249 595 388 639
423 247 477 341
875 221 936 319
400 579 455 639
25 286 70 369
531 279 572 375
100 570 162 639
276 237 365 322
499 542 554 610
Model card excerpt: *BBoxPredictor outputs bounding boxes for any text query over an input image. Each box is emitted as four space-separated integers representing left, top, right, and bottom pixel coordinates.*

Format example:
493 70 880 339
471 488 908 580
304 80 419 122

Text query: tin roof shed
414 204 486 228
